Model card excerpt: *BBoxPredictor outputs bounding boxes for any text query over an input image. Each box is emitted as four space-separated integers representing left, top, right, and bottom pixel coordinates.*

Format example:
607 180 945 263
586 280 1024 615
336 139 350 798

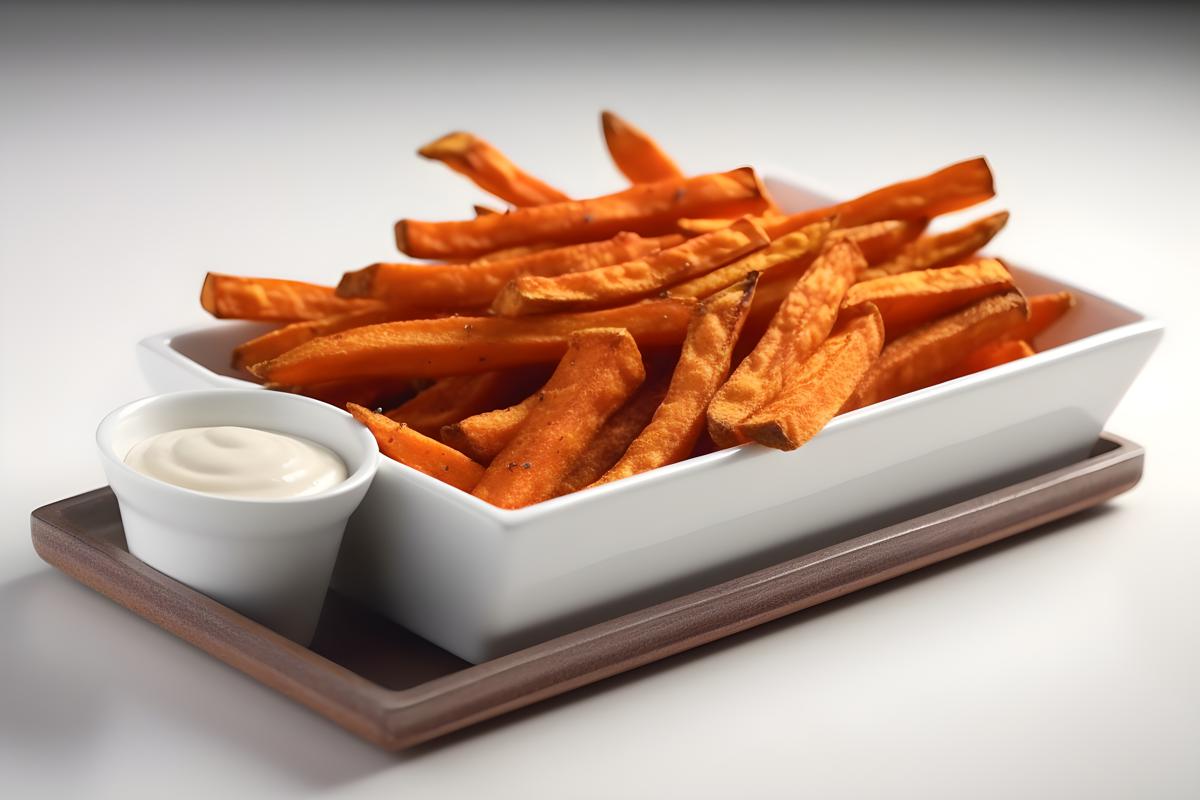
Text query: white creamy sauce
125 426 347 499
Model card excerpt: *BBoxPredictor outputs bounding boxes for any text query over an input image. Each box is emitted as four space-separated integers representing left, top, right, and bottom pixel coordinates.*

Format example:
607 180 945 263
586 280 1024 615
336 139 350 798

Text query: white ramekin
95 389 379 645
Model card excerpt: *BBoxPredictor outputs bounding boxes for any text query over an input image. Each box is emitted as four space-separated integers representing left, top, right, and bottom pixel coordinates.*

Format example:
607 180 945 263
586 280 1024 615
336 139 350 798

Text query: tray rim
31 433 1144 750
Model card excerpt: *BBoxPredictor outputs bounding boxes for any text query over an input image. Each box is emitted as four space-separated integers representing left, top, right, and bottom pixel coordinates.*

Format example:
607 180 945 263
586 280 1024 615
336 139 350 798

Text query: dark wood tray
31 434 1143 750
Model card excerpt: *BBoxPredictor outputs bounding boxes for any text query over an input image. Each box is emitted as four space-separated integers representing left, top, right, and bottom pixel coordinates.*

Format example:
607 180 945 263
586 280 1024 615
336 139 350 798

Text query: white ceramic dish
136 171 1163 663
96 389 379 645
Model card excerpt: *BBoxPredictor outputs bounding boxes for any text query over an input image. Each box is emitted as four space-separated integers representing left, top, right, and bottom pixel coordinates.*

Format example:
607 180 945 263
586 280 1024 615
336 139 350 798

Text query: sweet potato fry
943 339 1035 381
472 328 645 509
337 233 683 314
270 377 420 411
842 259 1016 340
707 240 863 448
601 110 684 184
493 218 768 315
396 168 770 260
830 218 928 266
843 290 1029 410
384 367 547 437
473 204 501 217
1005 291 1076 343
739 304 885 450
251 297 695 385
418 131 569 207
201 273 384 322
858 211 1009 280
667 219 832 300
592 275 758 486
346 403 485 492
440 387 545 464
231 307 394 371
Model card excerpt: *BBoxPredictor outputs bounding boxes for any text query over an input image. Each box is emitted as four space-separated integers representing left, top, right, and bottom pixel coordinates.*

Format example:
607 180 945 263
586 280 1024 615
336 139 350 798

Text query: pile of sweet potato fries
200 111 1075 508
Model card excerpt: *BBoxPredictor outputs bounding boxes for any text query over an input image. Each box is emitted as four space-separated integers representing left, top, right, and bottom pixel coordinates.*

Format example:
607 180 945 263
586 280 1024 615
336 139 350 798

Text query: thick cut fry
231 307 394 371
844 290 1029 410
337 233 683 314
858 211 1010 280
418 131 569 207
346 403 484 492
472 329 645 509
601 110 684 184
739 304 885 451
830 218 928 266
667 219 832 299
201 273 383 322
251 297 695 385
493 218 768 315
440 388 544 464
593 275 758 486
396 168 770 260
384 367 547 437
708 240 863 448
842 259 1016 340
944 339 1035 381
1005 291 1076 343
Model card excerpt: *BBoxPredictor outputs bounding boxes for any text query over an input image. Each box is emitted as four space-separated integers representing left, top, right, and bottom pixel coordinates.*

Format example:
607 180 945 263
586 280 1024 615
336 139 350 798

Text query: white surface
96 390 379 644
1 3 1197 797
142 175 1163 663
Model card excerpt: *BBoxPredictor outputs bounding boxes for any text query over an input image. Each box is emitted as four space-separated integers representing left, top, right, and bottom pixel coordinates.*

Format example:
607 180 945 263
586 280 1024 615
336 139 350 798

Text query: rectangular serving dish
137 171 1163 663
30 435 1144 750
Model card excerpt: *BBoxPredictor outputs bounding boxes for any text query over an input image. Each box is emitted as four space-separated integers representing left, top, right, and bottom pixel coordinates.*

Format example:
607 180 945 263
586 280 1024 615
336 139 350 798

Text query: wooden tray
31 434 1143 750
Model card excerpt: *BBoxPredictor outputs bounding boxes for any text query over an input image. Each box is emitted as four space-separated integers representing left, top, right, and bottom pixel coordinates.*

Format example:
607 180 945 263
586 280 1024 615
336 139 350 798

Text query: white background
2 3 1197 797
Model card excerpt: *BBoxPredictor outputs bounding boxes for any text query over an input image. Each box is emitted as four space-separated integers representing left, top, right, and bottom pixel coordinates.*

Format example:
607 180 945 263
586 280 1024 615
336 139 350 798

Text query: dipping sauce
125 426 347 499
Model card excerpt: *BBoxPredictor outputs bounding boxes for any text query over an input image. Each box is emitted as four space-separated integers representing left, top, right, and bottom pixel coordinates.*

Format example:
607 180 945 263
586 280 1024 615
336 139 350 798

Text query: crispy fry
708 240 863 448
338 233 683 314
843 290 1029 410
473 204 501 217
231 307 394 371
472 329 645 509
396 168 770 260
667 219 832 299
251 297 695 385
830 218 929 266
593 275 757 486
418 131 568 207
1006 291 1076 343
493 217 768 315
201 273 383 322
440 387 545 463
601 110 684 183
944 339 1035 381
271 377 420 411
858 211 1010 280
739 304 885 450
842 259 1016 340
384 367 547 437
346 403 485 492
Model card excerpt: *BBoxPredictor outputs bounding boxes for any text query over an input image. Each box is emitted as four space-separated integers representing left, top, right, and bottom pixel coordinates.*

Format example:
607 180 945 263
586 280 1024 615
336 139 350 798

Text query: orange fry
231 307 394 371
472 328 645 509
843 290 1029 410
858 211 1010 280
493 218 768 315
601 110 684 183
346 403 485 492
1006 291 1076 343
842 259 1016 340
418 131 569 207
739 304 885 450
944 339 1035 381
338 233 683 314
396 168 770 260
593 274 758 486
473 204 502 217
708 240 863 448
440 388 544 464
830 218 929 266
384 367 547 437
250 297 695 385
201 273 383 322
270 377 419 411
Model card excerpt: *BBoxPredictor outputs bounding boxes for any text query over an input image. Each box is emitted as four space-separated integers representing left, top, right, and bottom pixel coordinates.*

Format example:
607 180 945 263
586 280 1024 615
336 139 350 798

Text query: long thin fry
346 403 485 492
418 131 569 207
667 219 832 299
384 367 547 437
601 110 684 183
250 297 695 385
493 218 768 315
943 339 1035 381
739 304 885 450
593 274 757 486
231 307 394 371
396 168 770 260
707 240 863 448
830 218 928 266
843 290 1029 410
1005 291 1076 343
270 377 420 411
472 328 645 509
440 388 544 464
337 233 683 314
201 273 383 322
858 211 1009 280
